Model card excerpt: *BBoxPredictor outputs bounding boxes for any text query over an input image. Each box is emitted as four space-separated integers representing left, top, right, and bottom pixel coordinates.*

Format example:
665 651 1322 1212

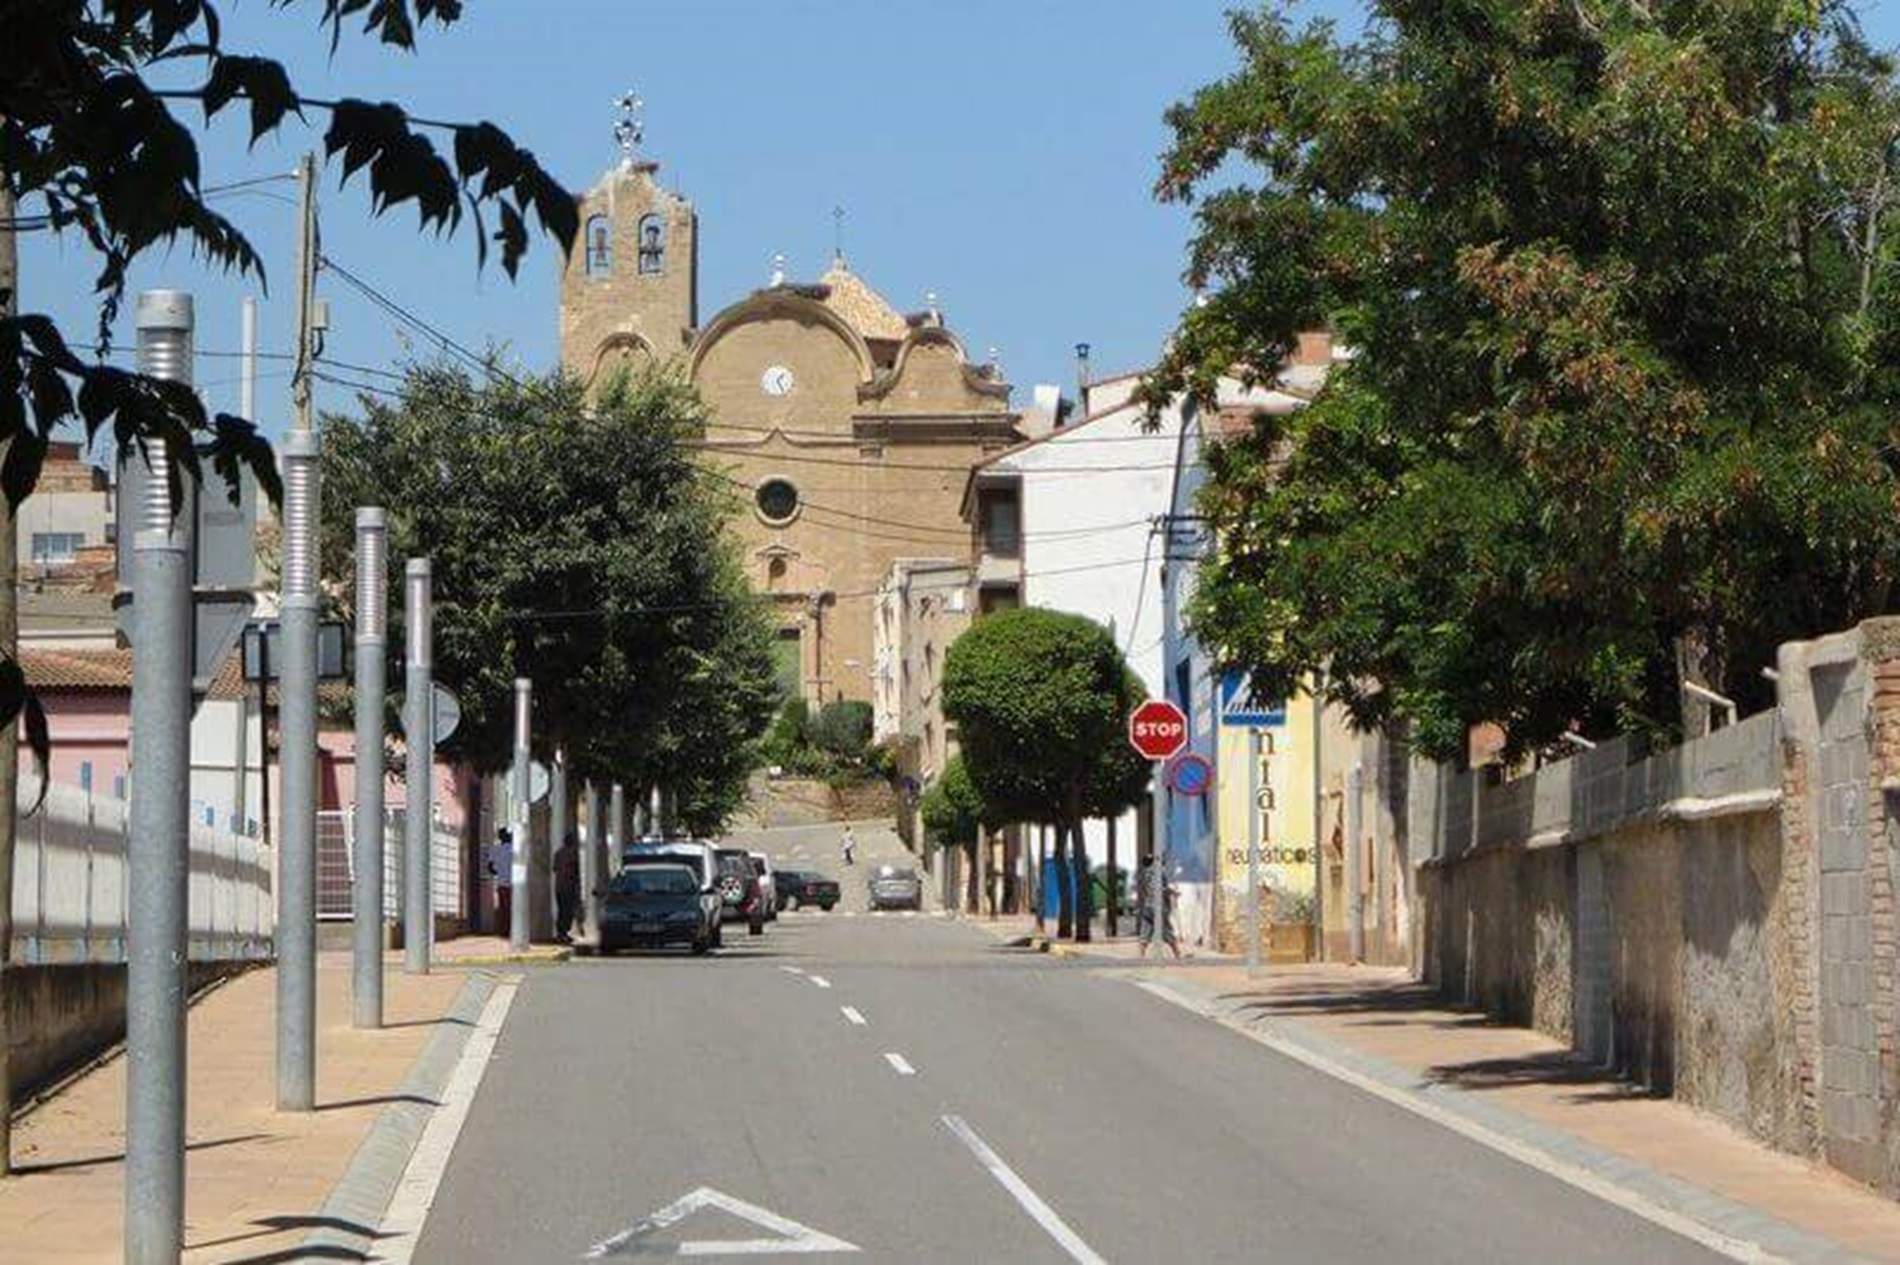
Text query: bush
811 700 873 761
762 698 812 765
1090 864 1129 912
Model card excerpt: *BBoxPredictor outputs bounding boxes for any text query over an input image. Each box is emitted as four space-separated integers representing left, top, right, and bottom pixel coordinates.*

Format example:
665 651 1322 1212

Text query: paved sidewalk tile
1134 962 1900 1263
0 954 469 1263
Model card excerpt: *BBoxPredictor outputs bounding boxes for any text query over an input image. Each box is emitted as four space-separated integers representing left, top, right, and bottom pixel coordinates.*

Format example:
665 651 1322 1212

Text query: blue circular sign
1167 752 1214 796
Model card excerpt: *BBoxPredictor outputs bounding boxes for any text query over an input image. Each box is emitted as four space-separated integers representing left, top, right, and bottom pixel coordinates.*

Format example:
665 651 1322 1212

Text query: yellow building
1212 685 1320 960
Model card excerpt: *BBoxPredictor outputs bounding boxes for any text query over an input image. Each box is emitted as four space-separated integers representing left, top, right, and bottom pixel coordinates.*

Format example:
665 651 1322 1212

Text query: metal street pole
125 289 195 1263
609 781 626 862
1346 760 1365 962
1247 728 1262 975
580 780 600 944
352 509 388 1024
510 679 532 950
549 748 568 936
404 559 434 973
277 150 321 1112
649 785 663 838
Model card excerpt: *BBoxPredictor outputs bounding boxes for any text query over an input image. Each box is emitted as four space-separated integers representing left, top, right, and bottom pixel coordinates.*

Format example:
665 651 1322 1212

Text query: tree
919 753 1000 913
810 700 873 763
942 608 1150 939
1145 2 1900 760
0 1 572 1172
319 363 779 834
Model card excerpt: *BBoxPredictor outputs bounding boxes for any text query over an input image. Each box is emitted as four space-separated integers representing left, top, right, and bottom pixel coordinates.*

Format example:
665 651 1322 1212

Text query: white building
961 334 1345 934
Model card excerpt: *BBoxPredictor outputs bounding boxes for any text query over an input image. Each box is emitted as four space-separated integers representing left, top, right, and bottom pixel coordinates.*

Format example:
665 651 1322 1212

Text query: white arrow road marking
941 1115 1107 1265
584 1186 860 1258
808 975 832 989
883 1052 915 1076
840 1006 866 1026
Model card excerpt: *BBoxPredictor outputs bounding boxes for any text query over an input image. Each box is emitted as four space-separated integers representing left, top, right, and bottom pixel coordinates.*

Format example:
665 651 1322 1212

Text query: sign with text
1128 699 1189 761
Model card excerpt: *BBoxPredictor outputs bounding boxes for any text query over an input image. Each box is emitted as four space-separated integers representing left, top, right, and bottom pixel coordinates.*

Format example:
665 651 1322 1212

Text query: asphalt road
412 898 1725 1264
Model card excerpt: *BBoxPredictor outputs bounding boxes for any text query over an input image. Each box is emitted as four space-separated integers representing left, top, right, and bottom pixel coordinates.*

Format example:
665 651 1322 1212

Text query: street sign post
1166 752 1214 796
1128 699 1189 761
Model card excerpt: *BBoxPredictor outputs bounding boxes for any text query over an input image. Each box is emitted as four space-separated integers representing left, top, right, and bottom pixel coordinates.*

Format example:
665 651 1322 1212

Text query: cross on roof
613 90 644 161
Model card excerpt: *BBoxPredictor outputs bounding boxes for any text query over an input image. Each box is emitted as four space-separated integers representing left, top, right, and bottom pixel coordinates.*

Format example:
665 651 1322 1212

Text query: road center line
809 974 832 989
940 1115 1107 1265
841 1006 866 1026
883 1052 915 1076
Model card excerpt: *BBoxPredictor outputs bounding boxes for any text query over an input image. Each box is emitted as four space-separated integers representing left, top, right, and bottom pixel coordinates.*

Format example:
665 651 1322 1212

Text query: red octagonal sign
1128 699 1189 761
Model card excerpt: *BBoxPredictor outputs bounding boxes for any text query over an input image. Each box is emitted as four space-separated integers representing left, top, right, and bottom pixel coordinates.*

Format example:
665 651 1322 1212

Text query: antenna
832 205 846 262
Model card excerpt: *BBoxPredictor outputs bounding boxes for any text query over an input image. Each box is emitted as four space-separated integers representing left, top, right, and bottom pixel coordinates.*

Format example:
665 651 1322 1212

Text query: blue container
1041 857 1066 921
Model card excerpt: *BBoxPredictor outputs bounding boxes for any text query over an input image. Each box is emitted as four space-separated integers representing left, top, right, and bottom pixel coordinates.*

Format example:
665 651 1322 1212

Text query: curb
296 971 503 1261
437 946 571 967
1133 972 1858 1265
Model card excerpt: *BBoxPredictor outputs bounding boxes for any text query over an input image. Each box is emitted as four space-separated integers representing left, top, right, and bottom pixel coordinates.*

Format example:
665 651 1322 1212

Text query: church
558 135 1023 706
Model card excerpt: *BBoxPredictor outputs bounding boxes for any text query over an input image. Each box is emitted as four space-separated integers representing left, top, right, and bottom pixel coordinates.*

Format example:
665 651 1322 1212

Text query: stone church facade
559 156 1022 705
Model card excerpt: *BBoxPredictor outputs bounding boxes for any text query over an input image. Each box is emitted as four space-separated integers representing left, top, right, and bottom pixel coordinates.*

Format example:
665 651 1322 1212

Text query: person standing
841 824 857 867
553 832 581 944
489 827 514 936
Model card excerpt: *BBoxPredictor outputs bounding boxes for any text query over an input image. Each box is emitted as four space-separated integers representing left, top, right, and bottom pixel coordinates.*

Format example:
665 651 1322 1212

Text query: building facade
872 557 972 844
559 155 1022 705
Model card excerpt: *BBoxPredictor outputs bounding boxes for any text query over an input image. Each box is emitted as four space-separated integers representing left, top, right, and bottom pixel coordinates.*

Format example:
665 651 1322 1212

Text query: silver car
868 864 922 911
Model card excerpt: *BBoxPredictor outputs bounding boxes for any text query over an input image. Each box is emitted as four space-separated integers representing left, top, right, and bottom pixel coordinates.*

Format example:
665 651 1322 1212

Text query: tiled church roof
819 259 909 342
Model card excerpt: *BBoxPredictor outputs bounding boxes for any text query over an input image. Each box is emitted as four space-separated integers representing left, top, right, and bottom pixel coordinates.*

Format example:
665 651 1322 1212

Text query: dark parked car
599 863 718 954
775 869 840 912
868 864 923 911
714 848 767 936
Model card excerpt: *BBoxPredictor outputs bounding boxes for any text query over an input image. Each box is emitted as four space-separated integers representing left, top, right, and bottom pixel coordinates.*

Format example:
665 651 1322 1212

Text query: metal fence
315 805 461 923
11 775 275 964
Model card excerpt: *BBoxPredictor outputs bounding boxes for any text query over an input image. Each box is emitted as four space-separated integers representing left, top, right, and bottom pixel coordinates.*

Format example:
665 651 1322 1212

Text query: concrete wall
6 960 243 1105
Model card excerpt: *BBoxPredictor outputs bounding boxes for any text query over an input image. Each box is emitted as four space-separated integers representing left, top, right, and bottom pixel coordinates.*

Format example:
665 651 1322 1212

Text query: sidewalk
1132 961 1900 1262
967 911 1235 962
0 953 483 1263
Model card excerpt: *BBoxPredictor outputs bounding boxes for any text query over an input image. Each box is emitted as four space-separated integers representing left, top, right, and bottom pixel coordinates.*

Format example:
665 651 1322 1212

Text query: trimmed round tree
942 608 1150 939
919 754 999 913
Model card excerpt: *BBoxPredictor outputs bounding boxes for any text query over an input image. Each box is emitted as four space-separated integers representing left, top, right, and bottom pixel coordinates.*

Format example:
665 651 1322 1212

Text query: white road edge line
940 1114 1107 1265
883 1052 915 1076
375 976 521 1265
1130 979 1781 1265
841 1006 867 1026
809 975 832 989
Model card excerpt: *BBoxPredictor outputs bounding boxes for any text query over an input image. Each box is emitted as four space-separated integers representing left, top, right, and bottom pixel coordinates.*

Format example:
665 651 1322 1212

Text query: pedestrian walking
553 832 581 944
841 824 857 867
489 827 515 935
1136 854 1182 960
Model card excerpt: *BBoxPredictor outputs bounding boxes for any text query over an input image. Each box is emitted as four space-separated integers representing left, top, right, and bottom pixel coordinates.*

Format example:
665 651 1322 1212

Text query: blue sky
19 1 1900 440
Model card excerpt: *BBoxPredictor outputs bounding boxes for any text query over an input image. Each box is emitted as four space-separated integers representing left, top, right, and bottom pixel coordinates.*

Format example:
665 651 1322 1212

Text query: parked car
598 863 718 954
620 840 723 947
714 848 767 936
775 869 839 912
868 864 923 911
747 851 778 922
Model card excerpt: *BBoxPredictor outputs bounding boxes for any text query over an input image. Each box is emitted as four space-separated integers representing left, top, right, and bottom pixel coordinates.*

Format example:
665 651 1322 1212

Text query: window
637 214 664 274
755 478 800 525
584 214 612 276
981 492 1020 557
31 532 84 564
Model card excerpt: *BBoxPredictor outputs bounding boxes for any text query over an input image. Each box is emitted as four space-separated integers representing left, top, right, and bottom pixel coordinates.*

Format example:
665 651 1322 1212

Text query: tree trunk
1675 625 1727 740
1105 815 1118 938
964 837 978 914
0 185 19 1173
1053 824 1073 939
1032 826 1045 932
1071 821 1092 943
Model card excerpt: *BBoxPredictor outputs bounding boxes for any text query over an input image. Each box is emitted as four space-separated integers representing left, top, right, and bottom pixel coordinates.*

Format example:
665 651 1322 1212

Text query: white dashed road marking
780 965 805 975
941 1114 1107 1265
884 1052 916 1076
809 975 832 989
841 1006 866 1026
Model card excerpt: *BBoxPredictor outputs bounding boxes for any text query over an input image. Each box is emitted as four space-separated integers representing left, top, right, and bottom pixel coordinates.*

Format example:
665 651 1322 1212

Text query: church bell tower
558 91 699 388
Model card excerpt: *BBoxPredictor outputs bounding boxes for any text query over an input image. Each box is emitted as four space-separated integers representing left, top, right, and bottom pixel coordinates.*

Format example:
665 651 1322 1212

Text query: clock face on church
760 364 795 397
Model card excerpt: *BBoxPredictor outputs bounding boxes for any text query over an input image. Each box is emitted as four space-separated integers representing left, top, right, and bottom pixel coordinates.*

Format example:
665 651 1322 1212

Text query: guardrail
10 776 275 964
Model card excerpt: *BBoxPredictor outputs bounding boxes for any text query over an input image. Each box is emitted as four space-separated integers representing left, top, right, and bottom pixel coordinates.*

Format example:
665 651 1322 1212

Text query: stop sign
1128 699 1189 761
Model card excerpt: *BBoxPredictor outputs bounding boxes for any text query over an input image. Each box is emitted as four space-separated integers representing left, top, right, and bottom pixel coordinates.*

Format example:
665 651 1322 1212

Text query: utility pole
548 748 568 936
0 182 21 1180
352 508 388 1024
580 780 600 944
609 781 626 865
510 679 532 950
277 151 321 1112
1346 760 1364 962
125 288 195 1263
404 558 434 973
